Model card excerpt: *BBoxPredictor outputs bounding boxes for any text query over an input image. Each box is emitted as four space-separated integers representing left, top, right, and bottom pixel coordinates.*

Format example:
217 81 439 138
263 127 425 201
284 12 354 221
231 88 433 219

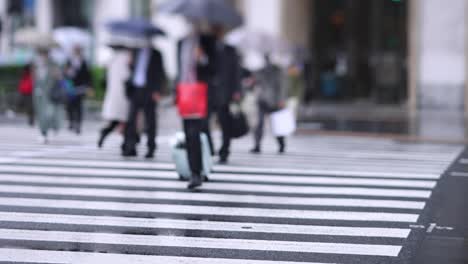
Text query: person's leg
75 96 83 134
252 103 266 153
184 119 203 189
26 95 34 126
143 99 157 158
98 120 119 148
202 109 215 156
218 105 232 162
66 100 73 130
122 95 140 156
277 136 286 154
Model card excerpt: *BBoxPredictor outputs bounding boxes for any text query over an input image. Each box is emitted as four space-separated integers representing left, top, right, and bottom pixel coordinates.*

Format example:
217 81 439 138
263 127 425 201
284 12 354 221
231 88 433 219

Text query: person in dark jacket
176 31 215 189
210 25 241 164
65 45 92 134
122 41 167 159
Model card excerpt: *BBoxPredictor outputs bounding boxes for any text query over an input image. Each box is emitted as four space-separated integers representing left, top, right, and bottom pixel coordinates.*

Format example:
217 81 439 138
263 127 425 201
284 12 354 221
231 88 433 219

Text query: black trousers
214 105 232 159
100 120 120 144
124 89 157 152
183 119 204 175
204 105 232 159
18 94 34 126
67 96 83 131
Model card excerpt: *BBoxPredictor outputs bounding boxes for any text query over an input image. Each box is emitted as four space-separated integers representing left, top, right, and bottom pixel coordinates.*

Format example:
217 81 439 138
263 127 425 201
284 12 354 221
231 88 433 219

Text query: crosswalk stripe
0 197 420 222
7 156 447 172
0 163 440 180
0 228 402 256
0 171 436 190
0 177 432 198
0 248 331 264
0 212 411 238
0 184 426 209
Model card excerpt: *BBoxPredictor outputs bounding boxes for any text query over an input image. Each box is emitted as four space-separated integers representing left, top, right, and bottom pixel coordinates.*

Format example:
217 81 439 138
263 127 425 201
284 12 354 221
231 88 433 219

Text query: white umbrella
225 28 291 55
15 27 58 48
53 27 92 54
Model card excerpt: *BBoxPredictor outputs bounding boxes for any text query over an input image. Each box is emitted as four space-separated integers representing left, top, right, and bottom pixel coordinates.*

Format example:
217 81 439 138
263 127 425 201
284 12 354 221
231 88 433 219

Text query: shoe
187 174 203 190
122 149 137 157
145 151 154 159
98 135 104 149
278 148 285 154
250 147 261 154
203 175 209 182
218 157 228 164
145 147 155 159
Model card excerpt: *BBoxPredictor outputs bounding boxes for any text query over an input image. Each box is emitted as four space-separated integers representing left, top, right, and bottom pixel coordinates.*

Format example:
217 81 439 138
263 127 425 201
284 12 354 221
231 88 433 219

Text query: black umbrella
106 18 166 37
158 0 243 29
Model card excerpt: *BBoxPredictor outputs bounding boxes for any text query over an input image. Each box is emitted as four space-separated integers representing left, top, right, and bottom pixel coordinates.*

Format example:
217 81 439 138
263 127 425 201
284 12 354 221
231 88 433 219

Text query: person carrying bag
175 33 215 190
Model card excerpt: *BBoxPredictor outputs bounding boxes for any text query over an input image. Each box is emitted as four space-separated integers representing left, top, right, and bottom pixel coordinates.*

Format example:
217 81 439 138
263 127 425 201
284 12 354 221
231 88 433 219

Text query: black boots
187 174 203 190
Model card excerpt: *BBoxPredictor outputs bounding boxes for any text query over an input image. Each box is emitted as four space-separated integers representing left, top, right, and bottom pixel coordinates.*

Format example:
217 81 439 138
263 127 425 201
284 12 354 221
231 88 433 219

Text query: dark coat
66 59 91 88
129 48 167 94
212 43 241 108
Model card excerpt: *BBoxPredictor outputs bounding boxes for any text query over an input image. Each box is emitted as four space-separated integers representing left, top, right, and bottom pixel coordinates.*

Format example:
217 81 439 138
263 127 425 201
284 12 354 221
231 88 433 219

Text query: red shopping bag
176 82 208 119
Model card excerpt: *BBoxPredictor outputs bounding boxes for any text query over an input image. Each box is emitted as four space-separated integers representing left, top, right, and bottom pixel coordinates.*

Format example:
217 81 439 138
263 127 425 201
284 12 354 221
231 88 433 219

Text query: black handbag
229 103 249 139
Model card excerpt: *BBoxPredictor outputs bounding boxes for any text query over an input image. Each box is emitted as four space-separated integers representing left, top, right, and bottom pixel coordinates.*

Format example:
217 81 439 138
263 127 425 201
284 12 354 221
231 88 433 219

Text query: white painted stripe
72 144 461 159
0 160 436 189
12 156 447 170
0 212 411 238
0 175 432 198
0 163 440 180
451 172 468 177
0 197 420 222
0 248 331 264
0 184 426 209
0 170 438 188
216 165 441 179
0 229 402 256
24 147 453 166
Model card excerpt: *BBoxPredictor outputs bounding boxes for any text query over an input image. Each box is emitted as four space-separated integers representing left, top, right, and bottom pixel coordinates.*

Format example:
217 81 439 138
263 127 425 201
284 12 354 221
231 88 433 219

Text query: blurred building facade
0 0 466 117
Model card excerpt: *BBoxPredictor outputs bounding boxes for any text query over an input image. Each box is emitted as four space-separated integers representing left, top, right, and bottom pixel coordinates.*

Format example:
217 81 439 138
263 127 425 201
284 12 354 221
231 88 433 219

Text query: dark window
52 0 92 28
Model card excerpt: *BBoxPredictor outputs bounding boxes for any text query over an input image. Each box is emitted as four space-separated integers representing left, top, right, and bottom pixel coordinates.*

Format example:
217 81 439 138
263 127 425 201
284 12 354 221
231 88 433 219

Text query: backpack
49 80 68 104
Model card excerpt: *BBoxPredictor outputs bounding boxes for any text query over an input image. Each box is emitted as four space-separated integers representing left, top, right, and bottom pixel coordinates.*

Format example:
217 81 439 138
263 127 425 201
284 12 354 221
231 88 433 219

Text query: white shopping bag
270 108 296 136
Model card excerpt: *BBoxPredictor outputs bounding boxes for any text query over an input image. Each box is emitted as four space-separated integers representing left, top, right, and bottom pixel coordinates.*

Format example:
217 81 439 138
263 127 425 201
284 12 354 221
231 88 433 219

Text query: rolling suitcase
170 132 212 181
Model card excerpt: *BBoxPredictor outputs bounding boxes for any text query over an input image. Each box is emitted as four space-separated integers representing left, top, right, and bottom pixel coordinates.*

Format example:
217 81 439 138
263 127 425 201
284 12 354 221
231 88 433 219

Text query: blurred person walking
65 45 92 135
250 55 287 154
17 64 34 126
210 25 242 164
33 48 63 144
98 49 131 149
121 40 167 159
176 30 215 189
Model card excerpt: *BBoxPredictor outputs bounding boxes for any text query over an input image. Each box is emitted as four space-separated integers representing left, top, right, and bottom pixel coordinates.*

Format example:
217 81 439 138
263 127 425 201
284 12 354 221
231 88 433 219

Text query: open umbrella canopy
15 27 58 48
53 27 92 49
106 35 151 50
225 28 291 55
106 19 166 37
157 0 243 29
53 27 92 57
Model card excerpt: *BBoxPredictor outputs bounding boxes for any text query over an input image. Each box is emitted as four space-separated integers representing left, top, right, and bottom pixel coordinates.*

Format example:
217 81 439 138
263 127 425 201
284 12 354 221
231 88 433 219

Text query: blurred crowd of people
17 45 91 143
15 0 307 190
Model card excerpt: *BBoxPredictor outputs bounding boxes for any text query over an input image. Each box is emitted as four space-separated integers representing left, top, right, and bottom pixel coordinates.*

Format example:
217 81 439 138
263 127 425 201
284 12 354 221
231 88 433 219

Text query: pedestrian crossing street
0 124 463 263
